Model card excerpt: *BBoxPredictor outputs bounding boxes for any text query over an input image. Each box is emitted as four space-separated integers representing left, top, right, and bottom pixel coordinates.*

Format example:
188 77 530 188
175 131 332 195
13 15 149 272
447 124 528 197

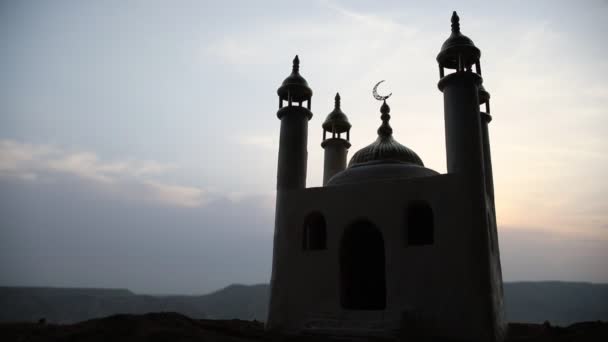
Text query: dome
277 55 313 103
436 12 480 70
327 160 438 186
349 134 423 167
349 101 423 167
322 93 351 134
327 99 437 186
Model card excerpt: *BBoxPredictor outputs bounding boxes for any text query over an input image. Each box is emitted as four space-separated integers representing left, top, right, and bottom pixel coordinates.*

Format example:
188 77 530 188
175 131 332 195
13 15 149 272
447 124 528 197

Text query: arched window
406 201 434 246
303 212 326 250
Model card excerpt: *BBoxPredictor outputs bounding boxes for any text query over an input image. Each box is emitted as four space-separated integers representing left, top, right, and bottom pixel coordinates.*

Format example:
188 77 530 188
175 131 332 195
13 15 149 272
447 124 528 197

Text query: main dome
327 100 437 186
349 134 423 167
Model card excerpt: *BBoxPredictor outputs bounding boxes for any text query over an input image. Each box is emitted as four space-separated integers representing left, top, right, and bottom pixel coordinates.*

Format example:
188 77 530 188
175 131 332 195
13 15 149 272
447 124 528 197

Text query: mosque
267 12 506 342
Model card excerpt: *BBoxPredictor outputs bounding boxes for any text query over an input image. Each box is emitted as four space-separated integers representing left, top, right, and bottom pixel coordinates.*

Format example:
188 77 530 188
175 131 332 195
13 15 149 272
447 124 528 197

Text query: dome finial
372 80 393 137
292 55 300 73
345 93 425 170
378 100 393 137
372 80 392 101
451 11 460 33
335 92 341 109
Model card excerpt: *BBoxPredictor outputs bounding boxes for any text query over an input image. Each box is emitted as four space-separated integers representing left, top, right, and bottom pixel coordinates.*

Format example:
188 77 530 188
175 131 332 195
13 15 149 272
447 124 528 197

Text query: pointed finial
380 100 390 115
377 100 393 137
451 11 460 33
335 92 341 108
292 55 300 73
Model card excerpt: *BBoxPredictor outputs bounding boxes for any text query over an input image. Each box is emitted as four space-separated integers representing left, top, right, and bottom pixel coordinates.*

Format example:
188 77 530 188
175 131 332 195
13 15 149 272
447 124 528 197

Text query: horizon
3 280 608 297
1 0 607 294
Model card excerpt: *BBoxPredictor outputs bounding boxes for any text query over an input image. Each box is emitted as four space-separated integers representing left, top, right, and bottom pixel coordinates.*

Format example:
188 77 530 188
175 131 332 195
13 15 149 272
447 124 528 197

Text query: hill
1 282 607 325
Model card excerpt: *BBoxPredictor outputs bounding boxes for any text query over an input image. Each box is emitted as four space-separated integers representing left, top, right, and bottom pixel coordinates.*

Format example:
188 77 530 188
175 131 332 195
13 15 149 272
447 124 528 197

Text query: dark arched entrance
340 220 386 310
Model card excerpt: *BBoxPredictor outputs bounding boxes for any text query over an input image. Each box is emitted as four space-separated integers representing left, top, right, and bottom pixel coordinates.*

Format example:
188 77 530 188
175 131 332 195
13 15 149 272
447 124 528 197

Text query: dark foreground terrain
1 312 607 342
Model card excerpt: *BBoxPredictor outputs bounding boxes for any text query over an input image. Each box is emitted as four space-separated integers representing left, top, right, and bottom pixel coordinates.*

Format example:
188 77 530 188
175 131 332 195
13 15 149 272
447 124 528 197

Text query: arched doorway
340 220 386 310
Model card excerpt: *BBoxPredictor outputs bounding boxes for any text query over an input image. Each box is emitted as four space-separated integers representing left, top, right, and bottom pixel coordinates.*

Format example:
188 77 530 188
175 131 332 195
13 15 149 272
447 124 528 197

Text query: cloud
142 180 206 208
0 139 204 208
203 1 422 72
237 135 278 151
0 140 58 172
0 170 276 294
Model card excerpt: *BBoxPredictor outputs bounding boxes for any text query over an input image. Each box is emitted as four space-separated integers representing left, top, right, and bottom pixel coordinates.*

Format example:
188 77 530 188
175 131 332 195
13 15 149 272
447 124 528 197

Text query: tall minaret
321 93 351 185
275 55 313 190
437 11 484 179
437 12 506 342
268 55 313 330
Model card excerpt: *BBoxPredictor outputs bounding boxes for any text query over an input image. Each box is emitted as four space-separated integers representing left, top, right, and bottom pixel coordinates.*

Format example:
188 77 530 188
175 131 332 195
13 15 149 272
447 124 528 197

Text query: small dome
277 55 313 103
437 12 480 70
322 93 351 134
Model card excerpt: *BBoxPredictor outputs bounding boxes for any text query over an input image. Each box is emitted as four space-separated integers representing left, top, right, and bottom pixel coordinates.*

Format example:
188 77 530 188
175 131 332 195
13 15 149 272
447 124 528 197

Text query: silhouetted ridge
1 282 607 325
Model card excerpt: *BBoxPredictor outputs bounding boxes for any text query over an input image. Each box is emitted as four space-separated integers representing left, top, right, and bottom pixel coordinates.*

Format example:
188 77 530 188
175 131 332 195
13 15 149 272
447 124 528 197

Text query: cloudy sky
0 0 607 294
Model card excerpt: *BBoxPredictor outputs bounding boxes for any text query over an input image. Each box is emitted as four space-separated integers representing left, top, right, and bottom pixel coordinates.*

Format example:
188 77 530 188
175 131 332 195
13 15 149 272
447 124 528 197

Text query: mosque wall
269 173 496 340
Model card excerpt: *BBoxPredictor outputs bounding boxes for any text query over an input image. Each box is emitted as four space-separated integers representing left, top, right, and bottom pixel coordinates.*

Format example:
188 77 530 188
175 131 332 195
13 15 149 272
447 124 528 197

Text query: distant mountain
1 282 607 325
187 283 269 320
0 286 208 323
503 281 608 325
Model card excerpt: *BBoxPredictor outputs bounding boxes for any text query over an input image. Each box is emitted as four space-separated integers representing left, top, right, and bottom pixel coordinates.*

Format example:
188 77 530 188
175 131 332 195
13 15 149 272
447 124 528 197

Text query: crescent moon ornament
372 80 392 101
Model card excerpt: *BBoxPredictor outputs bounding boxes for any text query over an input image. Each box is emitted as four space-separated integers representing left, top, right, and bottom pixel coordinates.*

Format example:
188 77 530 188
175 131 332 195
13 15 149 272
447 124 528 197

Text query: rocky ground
1 312 606 342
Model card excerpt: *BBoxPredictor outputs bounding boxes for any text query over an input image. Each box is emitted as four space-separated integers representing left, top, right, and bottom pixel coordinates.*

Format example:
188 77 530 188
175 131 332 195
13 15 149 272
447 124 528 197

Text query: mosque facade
267 12 506 342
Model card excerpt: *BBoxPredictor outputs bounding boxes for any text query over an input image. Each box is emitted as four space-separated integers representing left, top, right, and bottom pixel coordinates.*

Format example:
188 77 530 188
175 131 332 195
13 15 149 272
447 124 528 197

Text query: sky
0 0 607 294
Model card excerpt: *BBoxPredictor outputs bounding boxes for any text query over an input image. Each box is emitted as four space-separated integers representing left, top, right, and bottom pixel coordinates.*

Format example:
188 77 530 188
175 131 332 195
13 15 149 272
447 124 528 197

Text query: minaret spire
292 55 300 73
321 91 351 185
451 11 460 33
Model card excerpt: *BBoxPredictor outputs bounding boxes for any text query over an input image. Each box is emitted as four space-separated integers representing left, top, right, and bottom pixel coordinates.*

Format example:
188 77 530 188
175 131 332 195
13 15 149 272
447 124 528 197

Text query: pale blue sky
0 0 607 294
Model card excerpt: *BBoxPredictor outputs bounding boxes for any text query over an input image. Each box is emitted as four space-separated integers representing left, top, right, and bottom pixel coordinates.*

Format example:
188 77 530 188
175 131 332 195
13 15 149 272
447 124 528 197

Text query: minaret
268 55 313 330
437 11 484 178
275 55 313 190
321 93 351 185
437 12 506 342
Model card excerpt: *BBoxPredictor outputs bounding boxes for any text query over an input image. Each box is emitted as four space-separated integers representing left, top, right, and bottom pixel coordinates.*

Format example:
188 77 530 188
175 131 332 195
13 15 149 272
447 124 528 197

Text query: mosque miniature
267 12 505 342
